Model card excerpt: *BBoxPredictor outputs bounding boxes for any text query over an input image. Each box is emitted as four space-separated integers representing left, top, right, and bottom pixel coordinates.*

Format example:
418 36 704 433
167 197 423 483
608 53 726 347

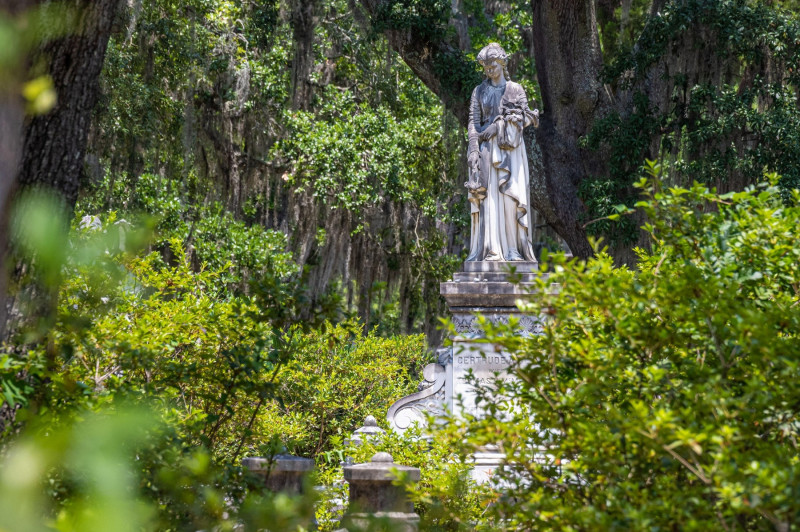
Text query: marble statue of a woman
465 43 539 262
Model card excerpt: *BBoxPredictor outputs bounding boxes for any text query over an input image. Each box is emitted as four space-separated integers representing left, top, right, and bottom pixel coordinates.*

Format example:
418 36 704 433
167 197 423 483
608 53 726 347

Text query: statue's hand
479 123 497 142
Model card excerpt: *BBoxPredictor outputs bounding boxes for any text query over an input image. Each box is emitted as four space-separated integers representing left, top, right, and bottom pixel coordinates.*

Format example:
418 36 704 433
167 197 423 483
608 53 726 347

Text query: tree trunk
0 0 41 343
17 0 122 209
528 0 610 259
0 0 120 431
0 87 25 342
4 0 122 341
290 0 319 111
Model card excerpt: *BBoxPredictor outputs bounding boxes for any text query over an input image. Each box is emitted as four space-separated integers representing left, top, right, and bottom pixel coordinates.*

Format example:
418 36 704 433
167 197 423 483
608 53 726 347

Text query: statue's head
477 42 510 81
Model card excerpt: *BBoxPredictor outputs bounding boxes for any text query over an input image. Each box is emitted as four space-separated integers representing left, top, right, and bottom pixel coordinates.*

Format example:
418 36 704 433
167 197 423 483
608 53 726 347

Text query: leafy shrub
459 165 800 529
78 172 298 290
0 405 318 531
29 237 286 462
273 321 431 457
2 207 434 530
315 424 492 532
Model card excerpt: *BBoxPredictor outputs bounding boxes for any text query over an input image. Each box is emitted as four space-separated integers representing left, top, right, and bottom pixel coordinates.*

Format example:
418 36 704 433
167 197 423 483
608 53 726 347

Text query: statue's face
483 59 503 82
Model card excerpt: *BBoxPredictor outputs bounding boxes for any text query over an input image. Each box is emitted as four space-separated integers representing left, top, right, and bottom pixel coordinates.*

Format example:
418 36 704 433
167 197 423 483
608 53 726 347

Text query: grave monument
387 44 550 481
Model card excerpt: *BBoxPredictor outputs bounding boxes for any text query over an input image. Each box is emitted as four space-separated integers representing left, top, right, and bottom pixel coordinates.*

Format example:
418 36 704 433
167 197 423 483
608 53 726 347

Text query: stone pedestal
387 262 545 427
387 261 551 482
242 454 315 495
443 262 545 483
342 452 421 532
472 445 508 484
441 261 543 419
387 358 447 434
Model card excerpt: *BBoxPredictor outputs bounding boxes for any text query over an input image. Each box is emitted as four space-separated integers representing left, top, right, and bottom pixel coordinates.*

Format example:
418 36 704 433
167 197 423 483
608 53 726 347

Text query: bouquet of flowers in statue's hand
496 100 526 150
464 159 486 198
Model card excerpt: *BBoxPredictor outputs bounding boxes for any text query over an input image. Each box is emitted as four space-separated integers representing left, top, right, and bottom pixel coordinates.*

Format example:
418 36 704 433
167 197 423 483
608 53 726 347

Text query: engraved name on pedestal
451 342 514 418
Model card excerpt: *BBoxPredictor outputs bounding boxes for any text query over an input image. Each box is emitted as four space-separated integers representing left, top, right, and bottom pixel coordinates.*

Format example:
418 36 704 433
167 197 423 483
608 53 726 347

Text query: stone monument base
472 446 507 485
387 261 551 482
242 454 315 494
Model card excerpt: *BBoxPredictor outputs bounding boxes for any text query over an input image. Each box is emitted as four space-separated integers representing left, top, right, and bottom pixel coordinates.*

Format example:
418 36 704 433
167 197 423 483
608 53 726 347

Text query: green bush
0 405 318 532
457 164 800 529
314 424 492 532
274 321 430 457
1 204 436 530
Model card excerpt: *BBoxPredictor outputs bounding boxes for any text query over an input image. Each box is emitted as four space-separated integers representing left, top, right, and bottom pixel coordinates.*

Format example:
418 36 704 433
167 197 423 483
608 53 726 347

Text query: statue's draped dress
466 79 537 262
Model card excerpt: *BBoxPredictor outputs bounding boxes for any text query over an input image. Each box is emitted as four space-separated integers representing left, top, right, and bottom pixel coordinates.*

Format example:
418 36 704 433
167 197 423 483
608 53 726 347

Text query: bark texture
17 0 122 208
529 0 609 259
0 85 25 343
290 0 320 110
0 0 121 434
0 0 39 343
5 0 121 342
0 0 35 13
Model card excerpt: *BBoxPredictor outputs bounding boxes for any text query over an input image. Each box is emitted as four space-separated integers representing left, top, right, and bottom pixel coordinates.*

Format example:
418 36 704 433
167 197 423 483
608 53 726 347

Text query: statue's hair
477 42 511 81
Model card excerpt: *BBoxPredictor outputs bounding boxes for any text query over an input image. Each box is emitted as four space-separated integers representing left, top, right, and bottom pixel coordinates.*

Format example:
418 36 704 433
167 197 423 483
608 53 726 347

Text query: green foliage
459 164 800 529
432 49 484 105
247 0 280 51
315 425 492 532
582 92 659 244
372 0 451 42
0 405 317 531
87 0 467 335
0 4 77 85
79 172 298 291
607 1 800 85
2 202 433 529
270 81 464 331
266 321 431 457
463 1 538 101
275 91 445 214
29 239 285 461
11 191 71 289
585 1 800 245
370 0 540 108
595 0 652 63
676 83 800 195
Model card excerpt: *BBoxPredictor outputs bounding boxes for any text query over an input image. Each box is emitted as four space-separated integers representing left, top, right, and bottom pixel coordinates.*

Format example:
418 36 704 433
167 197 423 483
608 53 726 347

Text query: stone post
242 454 315 495
347 415 385 448
342 452 421 532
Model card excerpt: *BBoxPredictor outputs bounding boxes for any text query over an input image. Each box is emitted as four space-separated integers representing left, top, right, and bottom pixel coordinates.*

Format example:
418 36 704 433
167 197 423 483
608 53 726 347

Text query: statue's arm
467 86 482 157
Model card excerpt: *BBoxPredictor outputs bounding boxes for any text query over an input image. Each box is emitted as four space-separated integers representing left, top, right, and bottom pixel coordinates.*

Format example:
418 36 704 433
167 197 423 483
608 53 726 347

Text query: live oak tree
358 0 800 262
1 3 799 529
80 0 468 340
17 0 122 208
0 0 122 438
4 1 800 339
9 0 794 342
